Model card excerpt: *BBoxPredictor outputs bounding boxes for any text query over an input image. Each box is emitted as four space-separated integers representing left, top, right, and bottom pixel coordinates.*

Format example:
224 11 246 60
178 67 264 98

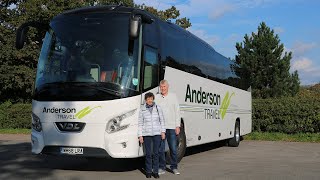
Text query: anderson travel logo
43 106 101 119
184 84 234 120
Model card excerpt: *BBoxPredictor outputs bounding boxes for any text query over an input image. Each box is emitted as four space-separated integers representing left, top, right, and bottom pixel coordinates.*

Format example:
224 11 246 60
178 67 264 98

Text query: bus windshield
34 13 142 101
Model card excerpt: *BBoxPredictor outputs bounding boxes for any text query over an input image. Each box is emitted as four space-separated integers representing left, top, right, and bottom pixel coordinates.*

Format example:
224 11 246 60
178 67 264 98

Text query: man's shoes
146 173 152 178
153 173 160 179
158 168 166 175
172 169 180 175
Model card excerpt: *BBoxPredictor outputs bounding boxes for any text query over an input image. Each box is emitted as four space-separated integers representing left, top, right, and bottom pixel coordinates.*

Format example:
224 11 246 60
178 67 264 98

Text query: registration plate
60 147 83 155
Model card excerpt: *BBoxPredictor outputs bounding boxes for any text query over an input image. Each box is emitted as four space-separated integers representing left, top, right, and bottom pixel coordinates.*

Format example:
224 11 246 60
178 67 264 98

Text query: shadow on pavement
0 141 144 179
184 140 227 157
0 138 229 179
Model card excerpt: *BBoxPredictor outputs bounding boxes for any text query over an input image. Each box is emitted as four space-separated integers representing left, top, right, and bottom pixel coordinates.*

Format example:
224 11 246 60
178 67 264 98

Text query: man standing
155 80 181 175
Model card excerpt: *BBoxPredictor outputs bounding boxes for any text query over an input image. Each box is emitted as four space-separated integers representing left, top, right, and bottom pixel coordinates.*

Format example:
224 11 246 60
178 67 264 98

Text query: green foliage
245 132 320 143
0 0 191 103
136 4 191 29
233 22 300 98
252 85 320 133
299 83 320 98
0 101 32 129
0 128 31 134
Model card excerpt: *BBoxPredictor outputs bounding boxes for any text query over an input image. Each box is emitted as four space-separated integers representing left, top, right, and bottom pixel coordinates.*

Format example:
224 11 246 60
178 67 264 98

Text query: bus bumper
31 130 45 154
31 123 142 158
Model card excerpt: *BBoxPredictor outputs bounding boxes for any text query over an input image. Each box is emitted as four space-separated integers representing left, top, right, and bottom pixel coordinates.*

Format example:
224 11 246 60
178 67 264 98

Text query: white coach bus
16 5 251 161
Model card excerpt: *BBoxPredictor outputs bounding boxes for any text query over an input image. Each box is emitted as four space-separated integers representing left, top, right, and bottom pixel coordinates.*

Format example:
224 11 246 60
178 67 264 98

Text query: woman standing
138 92 166 178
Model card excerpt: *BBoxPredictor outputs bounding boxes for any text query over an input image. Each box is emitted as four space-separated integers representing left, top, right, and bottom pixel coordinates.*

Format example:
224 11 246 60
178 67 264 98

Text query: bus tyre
166 124 187 163
228 121 240 147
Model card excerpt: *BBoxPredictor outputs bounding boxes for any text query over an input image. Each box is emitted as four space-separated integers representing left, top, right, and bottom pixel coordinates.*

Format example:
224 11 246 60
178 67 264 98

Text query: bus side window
90 64 100 82
143 46 158 90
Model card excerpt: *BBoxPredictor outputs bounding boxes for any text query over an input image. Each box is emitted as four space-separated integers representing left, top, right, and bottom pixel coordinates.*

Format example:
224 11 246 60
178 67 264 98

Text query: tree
233 22 300 98
0 0 87 103
137 4 191 29
0 0 191 103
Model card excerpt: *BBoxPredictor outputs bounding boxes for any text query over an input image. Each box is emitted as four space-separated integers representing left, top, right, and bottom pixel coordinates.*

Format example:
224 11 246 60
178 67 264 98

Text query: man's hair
144 92 155 100
160 79 169 85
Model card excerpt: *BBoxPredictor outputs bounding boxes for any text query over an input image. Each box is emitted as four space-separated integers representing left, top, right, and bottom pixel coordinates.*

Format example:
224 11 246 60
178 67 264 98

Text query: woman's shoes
145 172 160 178
146 173 152 178
153 173 160 179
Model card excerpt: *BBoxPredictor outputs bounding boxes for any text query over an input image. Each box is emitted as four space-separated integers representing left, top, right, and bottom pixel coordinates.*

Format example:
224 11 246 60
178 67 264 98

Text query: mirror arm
131 9 154 24
16 21 48 49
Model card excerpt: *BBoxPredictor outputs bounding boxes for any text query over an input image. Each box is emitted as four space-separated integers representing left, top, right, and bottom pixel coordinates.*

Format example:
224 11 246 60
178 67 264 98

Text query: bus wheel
166 123 187 163
228 121 240 147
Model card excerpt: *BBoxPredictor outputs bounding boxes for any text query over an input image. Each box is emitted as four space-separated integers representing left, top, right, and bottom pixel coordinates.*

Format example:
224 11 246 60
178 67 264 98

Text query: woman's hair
144 92 155 100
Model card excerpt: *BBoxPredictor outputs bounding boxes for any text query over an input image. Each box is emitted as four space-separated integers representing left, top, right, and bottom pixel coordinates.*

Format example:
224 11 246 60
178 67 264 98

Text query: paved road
0 134 319 180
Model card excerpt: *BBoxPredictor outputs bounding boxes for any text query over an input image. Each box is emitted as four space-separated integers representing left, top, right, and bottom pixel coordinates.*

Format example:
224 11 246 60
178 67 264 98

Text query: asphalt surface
0 134 319 180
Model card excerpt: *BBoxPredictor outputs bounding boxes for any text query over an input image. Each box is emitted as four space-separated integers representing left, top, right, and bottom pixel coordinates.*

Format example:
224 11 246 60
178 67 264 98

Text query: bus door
141 45 159 104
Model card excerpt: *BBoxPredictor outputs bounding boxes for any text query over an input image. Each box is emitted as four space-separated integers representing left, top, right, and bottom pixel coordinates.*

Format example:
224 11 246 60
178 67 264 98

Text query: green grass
0 129 31 134
245 132 320 143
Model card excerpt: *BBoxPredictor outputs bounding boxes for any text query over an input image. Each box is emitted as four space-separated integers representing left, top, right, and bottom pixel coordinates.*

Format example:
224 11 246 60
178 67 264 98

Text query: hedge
253 97 320 133
0 101 32 129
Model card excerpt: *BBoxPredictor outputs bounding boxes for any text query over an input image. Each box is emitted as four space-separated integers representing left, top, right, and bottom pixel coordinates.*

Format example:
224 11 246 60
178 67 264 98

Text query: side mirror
16 24 30 49
16 22 48 49
129 15 141 39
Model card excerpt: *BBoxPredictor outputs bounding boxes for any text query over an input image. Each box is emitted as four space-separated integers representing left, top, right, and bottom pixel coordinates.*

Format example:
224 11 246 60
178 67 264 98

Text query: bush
0 101 32 129
253 96 320 133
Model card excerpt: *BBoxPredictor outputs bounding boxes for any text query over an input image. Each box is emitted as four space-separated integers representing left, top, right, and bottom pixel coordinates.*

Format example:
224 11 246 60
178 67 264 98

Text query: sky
134 0 320 85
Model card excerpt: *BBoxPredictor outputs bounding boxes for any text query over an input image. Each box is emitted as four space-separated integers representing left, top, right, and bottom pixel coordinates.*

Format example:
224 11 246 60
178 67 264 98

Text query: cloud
288 41 319 85
292 57 312 71
209 3 237 20
187 28 220 45
226 33 241 42
274 26 284 34
236 0 276 8
176 0 218 17
135 0 279 22
292 41 317 56
292 57 320 75
291 57 320 85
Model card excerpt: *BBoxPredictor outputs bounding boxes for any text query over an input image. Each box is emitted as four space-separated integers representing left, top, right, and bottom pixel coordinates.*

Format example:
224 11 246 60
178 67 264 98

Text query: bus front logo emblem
56 122 85 132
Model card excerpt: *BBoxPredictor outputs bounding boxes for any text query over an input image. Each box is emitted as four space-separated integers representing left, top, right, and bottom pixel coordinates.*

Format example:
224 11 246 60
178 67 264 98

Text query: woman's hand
175 127 180 135
139 136 144 144
161 132 166 140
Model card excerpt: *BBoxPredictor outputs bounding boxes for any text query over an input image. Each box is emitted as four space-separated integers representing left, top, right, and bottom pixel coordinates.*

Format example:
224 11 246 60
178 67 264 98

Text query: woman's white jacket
138 104 166 137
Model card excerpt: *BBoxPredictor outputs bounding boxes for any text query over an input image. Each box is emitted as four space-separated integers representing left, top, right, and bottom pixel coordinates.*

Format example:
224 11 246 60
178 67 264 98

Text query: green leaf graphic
220 92 235 120
75 106 90 118
221 92 229 110
225 92 235 110
75 106 101 119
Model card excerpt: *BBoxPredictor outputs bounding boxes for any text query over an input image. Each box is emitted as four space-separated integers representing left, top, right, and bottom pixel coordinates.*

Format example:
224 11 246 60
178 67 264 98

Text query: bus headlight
106 109 136 134
32 113 42 132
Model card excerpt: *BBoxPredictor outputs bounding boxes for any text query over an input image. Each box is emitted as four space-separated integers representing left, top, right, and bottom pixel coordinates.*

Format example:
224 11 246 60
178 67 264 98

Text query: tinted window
143 46 158 90
158 21 248 90
160 24 186 71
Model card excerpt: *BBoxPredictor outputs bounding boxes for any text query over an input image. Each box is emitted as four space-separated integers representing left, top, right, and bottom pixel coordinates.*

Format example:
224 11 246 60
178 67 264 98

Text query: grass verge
245 132 320 143
0 129 31 134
